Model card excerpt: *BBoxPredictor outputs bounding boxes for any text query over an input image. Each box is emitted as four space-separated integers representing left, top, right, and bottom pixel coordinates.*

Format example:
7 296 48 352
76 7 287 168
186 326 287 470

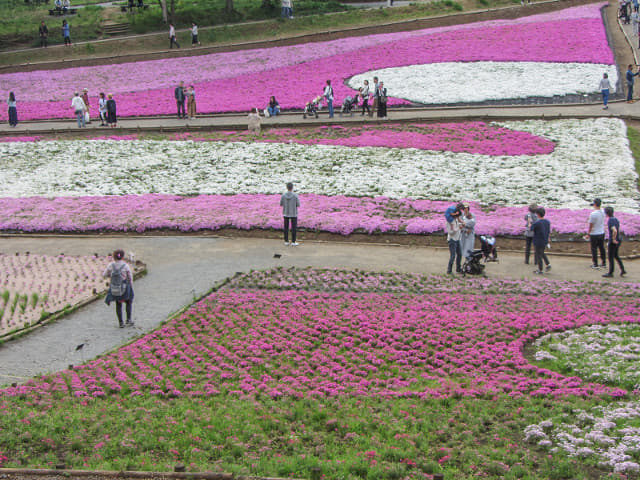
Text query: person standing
445 205 463 274
248 107 261 133
599 73 611 109
169 23 180 48
360 80 370 116
106 93 117 127
323 80 334 118
584 198 606 269
523 203 538 264
281 0 293 18
281 182 300 246
370 76 379 118
459 203 476 259
81 88 90 123
191 23 201 46
98 92 107 126
377 81 388 119
175 81 186 119
531 207 551 274
602 206 627 278
103 249 135 328
7 92 18 127
38 21 48 48
626 64 639 103
186 85 196 119
71 91 86 128
62 19 71 46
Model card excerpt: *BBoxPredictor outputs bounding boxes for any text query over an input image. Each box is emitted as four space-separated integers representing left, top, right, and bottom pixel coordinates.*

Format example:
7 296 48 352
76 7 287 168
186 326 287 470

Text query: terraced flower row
0 3 614 120
4 269 636 401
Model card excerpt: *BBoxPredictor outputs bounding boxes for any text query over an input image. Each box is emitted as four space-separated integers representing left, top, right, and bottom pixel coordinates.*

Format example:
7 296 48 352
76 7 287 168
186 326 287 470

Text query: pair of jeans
75 110 85 127
628 82 634 101
170 36 180 48
590 234 606 266
447 239 461 273
602 89 609 106
176 100 186 118
268 106 279 116
607 242 625 274
281 6 292 17
8 106 17 126
361 99 370 115
115 300 132 326
534 244 549 272
327 99 334 118
284 216 297 243
524 236 533 264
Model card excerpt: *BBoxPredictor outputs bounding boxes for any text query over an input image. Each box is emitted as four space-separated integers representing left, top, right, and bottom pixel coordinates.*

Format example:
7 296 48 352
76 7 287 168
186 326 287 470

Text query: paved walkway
0 236 636 385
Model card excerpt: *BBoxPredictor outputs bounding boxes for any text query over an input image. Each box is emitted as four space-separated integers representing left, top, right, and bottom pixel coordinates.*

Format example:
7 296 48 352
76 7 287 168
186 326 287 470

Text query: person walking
106 93 117 127
81 88 90 123
169 23 180 48
281 182 300 246
360 79 370 116
459 203 476 259
584 198 606 269
377 81 388 119
191 23 201 46
175 81 186 119
38 21 48 48
626 64 639 103
445 204 463 274
7 92 18 127
599 73 611 109
281 0 293 18
103 249 135 328
523 203 538 264
70 91 86 128
62 19 71 46
187 85 197 119
370 76 379 118
602 206 627 278
323 80 334 118
531 207 551 274
98 92 107 126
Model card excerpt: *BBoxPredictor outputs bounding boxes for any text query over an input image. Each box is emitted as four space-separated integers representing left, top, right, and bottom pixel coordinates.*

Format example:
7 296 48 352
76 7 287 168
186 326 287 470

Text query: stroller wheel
303 114 306 119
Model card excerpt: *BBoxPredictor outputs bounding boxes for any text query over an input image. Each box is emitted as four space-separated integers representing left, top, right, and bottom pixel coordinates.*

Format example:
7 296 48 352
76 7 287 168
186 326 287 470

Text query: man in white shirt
446 205 463 274
70 92 86 128
585 198 606 269
323 80 334 118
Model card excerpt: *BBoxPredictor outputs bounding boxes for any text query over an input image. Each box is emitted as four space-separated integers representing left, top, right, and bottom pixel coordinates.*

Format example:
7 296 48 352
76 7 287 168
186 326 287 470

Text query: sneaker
590 264 600 269
446 271 453 275
599 264 606 269
621 270 627 277
126 320 134 327
602 273 613 278
284 242 289 246
119 323 125 328
603 106 608 110
291 242 299 246
533 270 543 274
545 265 551 272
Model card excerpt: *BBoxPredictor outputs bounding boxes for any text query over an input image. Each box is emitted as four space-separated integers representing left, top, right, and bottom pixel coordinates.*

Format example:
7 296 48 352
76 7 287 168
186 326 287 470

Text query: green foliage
626 124 640 190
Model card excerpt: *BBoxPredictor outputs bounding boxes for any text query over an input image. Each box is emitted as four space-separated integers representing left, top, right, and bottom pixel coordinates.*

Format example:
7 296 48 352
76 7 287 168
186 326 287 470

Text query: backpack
110 263 127 297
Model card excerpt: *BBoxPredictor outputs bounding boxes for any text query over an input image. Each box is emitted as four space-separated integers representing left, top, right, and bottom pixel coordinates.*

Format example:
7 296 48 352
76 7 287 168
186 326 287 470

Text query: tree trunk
157 0 167 22
225 0 233 13
169 0 176 20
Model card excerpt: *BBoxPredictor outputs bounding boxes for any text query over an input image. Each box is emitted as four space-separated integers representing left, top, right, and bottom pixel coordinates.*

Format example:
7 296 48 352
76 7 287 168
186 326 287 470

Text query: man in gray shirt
280 182 300 246
585 198 606 269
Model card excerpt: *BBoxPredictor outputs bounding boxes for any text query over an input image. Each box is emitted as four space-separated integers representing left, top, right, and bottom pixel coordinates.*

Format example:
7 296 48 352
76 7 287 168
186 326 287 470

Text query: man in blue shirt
626 64 639 103
531 207 551 274
602 207 627 278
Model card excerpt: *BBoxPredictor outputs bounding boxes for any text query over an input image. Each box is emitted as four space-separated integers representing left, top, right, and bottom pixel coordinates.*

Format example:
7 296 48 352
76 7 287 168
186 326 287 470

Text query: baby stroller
461 249 486 276
303 96 322 119
340 95 358 116
480 235 498 262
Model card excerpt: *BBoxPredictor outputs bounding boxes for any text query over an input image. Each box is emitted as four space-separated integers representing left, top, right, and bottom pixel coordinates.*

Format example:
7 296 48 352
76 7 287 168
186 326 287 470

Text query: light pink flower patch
1 3 613 120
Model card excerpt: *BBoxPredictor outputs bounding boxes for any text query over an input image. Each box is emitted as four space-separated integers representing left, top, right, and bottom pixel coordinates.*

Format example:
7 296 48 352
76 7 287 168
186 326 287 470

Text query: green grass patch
0 392 614 479
627 124 640 190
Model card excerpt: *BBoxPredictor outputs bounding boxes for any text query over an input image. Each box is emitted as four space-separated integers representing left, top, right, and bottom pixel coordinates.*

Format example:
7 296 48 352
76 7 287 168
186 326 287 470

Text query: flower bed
0 119 636 214
3 268 637 401
0 3 614 120
527 323 640 473
0 253 112 337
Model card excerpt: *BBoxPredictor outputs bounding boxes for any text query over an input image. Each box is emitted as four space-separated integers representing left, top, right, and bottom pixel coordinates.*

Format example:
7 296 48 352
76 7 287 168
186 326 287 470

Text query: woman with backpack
103 249 134 328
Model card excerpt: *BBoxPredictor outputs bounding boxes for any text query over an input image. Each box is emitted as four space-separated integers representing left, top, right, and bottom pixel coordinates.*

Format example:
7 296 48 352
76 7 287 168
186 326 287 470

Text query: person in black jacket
38 21 48 48
175 81 186 119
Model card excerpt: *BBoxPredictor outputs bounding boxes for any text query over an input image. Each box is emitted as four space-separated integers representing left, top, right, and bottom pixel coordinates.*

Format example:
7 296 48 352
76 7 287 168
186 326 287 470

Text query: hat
591 198 601 207
461 202 470 209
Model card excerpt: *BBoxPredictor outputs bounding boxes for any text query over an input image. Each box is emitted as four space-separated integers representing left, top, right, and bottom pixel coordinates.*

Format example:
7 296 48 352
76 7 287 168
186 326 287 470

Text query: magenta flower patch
2 269 634 401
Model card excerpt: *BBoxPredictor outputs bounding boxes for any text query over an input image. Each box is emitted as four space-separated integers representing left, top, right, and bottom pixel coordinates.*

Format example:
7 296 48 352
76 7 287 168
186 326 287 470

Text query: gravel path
0 235 636 386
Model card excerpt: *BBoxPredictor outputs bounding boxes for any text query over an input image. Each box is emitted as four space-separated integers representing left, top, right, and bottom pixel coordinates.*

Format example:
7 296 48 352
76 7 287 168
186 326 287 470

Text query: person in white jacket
70 92 86 128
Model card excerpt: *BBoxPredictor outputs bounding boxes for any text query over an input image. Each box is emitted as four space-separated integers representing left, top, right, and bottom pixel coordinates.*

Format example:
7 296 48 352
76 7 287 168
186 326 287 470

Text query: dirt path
0 235 636 386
